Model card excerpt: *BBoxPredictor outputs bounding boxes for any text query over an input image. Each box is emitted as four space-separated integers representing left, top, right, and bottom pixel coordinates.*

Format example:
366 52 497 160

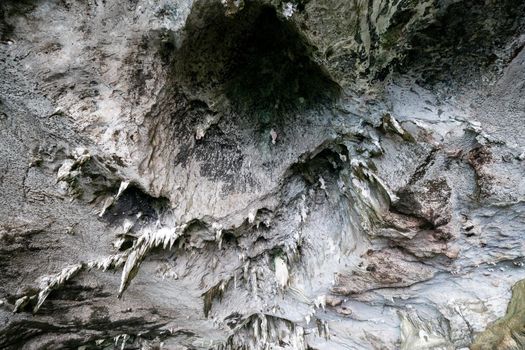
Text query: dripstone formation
1 0 524 349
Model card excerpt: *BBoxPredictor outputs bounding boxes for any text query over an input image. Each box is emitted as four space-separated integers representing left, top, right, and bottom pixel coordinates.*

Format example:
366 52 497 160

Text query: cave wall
0 0 524 349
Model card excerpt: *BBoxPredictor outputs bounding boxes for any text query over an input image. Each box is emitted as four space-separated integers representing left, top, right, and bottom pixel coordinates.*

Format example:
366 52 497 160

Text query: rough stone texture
0 0 524 349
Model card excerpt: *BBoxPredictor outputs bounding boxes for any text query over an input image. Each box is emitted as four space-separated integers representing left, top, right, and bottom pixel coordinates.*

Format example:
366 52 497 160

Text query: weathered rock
471 279 525 350
0 0 524 349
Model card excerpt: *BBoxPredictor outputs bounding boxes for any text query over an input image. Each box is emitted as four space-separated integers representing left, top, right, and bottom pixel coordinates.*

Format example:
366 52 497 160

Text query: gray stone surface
0 0 524 349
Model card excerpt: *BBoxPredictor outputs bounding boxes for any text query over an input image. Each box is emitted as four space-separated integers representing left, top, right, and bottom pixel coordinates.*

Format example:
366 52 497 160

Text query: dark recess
398 0 525 88
173 1 340 126
101 186 169 228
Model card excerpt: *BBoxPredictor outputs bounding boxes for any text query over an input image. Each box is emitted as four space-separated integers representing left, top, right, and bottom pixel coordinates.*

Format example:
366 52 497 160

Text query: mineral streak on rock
0 0 524 349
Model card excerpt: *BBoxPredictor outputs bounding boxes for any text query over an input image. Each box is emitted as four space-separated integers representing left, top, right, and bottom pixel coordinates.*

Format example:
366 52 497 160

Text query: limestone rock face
0 0 524 349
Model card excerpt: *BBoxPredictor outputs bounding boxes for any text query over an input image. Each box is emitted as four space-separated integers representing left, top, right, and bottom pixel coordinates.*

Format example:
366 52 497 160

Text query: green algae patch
471 279 525 350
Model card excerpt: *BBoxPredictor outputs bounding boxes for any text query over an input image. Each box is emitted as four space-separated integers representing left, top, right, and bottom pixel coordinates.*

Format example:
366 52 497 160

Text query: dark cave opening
173 1 340 125
398 0 525 89
100 186 169 229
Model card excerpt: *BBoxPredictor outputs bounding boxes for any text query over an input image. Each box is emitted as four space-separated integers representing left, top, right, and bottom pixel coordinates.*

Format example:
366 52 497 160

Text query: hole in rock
101 186 169 228
174 1 340 126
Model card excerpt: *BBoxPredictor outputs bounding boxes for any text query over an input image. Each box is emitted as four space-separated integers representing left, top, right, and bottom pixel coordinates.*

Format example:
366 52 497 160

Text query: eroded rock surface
0 0 524 349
